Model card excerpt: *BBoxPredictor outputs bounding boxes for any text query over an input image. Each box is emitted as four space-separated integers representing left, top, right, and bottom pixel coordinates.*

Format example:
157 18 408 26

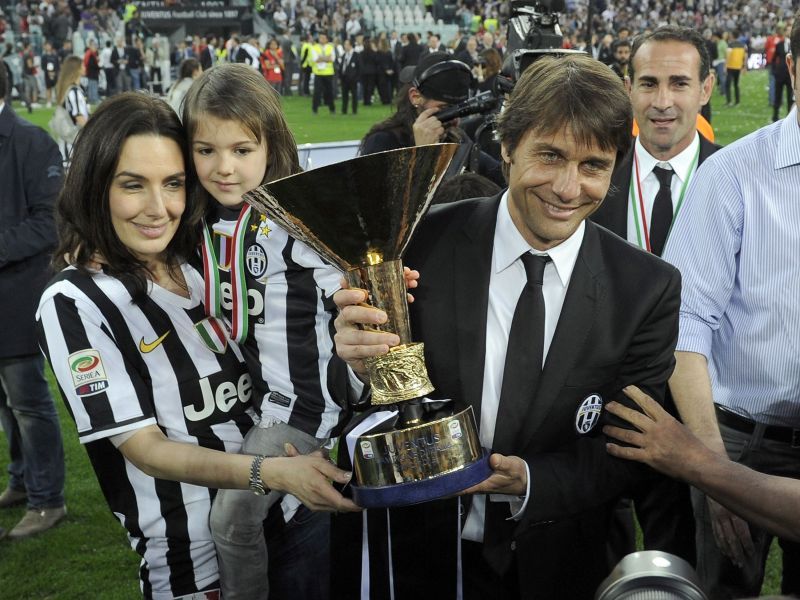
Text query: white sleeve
38 291 157 444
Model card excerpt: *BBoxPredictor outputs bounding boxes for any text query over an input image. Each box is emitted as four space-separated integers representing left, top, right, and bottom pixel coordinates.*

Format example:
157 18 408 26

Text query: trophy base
351 449 491 508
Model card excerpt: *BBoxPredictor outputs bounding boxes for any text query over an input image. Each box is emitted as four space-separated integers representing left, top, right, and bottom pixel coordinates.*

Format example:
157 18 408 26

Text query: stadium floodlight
595 551 708 600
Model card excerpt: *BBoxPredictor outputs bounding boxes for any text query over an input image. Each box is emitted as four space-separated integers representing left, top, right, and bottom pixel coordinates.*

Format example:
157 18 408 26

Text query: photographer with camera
359 52 504 186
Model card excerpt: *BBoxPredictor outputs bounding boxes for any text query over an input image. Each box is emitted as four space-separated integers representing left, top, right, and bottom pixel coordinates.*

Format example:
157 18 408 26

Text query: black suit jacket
199 46 214 71
338 51 360 83
773 39 791 82
0 105 63 357
592 134 719 237
333 196 681 600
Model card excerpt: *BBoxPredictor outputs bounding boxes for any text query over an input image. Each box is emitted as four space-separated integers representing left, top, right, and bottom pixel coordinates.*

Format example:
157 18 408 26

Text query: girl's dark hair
182 63 301 191
54 93 202 301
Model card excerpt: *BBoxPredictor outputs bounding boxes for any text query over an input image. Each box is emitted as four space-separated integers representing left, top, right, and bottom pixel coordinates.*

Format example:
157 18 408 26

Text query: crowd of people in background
3 0 800 596
1 0 798 120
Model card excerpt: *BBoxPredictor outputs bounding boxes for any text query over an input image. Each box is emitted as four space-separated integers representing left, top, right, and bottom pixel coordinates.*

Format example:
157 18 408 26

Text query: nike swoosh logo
139 331 170 353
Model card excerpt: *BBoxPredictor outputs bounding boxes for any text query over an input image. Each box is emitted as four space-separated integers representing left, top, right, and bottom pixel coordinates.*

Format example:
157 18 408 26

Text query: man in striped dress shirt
663 14 800 599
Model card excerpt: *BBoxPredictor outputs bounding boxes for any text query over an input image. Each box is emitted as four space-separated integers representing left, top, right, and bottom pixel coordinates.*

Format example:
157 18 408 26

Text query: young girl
38 93 355 600
182 63 358 600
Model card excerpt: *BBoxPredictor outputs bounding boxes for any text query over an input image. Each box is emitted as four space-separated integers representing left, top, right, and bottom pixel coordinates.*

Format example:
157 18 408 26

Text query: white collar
494 191 584 288
0 101 5 115
635 131 700 183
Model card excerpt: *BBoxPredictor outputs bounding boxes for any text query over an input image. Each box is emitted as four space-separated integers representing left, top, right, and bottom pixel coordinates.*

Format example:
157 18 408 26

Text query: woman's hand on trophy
263 445 361 513
461 453 528 497
334 287 401 379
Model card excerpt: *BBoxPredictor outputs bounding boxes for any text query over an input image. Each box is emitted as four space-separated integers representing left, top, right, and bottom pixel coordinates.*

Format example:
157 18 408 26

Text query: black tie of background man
650 165 673 257
483 253 550 574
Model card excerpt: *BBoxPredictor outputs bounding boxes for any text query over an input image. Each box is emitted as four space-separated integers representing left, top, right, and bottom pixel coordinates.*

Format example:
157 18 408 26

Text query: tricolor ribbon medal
200 205 253 344
628 143 700 253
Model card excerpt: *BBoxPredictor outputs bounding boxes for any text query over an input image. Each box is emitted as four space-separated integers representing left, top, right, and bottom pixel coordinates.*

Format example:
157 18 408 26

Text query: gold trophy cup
244 145 490 507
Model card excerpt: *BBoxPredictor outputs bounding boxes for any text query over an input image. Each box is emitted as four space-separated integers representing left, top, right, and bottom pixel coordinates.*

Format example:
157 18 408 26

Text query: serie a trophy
244 144 491 508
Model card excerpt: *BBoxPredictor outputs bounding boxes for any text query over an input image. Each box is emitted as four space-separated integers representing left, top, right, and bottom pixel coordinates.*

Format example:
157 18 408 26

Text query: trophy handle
345 259 412 345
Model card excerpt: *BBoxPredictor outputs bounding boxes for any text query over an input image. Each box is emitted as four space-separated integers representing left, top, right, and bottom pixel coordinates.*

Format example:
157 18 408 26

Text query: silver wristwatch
249 455 268 495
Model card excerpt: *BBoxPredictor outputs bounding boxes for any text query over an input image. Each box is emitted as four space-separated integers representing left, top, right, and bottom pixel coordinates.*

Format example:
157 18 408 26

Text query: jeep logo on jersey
575 394 603 435
246 243 268 278
185 372 252 422
220 281 264 317
68 349 109 396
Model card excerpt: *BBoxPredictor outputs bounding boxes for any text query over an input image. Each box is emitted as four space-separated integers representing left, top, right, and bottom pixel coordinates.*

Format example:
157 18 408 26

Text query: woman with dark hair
360 37 379 106
37 93 355 599
398 32 423 69
376 36 395 104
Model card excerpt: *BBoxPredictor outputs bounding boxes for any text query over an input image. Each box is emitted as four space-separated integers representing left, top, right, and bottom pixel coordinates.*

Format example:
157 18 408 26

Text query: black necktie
483 252 550 575
650 165 674 257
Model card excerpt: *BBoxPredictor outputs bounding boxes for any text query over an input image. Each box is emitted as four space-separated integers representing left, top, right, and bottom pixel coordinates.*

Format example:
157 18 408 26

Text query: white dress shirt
626 132 700 247
462 191 585 542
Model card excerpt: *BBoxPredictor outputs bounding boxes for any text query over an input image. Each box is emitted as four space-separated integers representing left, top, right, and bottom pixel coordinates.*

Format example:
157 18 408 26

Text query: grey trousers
210 419 327 600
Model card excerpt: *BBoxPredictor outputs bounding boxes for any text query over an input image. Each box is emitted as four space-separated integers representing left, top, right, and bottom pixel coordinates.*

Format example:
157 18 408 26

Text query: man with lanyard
663 13 800 599
592 25 718 568
310 32 336 114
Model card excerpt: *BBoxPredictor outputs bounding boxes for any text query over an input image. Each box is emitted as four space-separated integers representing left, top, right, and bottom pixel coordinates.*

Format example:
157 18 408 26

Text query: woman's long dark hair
54 93 203 301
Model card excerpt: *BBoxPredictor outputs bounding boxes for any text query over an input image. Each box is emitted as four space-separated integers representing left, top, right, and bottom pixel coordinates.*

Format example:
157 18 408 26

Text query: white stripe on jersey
212 215 346 439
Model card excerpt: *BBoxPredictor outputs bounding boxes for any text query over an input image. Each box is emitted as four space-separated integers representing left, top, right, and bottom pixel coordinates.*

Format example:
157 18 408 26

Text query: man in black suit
0 65 67 539
199 34 217 72
338 38 361 115
591 26 719 568
333 53 681 600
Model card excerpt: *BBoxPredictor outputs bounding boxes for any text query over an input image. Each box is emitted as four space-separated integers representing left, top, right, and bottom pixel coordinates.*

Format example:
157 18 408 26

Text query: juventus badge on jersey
245 243 268 279
575 394 603 435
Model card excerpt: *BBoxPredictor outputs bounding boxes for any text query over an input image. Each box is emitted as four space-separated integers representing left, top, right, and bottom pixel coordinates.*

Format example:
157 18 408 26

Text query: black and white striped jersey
36 263 256 600
64 85 88 122
205 206 350 440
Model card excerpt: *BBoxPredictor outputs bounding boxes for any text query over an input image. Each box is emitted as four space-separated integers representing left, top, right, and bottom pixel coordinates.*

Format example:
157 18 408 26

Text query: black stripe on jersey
153 478 199 596
36 327 78 427
114 277 215 595
140 559 152 599
282 238 326 434
84 438 147 552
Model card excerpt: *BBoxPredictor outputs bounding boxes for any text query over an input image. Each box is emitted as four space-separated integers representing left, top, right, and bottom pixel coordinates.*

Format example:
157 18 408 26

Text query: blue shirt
664 107 800 427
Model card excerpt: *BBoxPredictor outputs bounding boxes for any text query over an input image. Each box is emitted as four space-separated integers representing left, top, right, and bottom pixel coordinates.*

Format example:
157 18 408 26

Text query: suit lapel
512 222 606 450
592 145 633 239
453 196 500 424
698 134 720 164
